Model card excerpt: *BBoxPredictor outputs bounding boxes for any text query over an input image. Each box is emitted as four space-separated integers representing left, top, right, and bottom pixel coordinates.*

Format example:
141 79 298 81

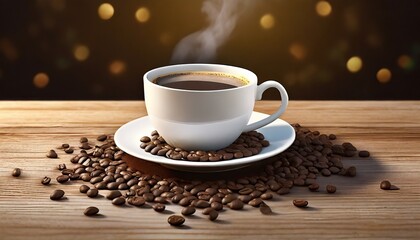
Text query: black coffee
154 72 248 91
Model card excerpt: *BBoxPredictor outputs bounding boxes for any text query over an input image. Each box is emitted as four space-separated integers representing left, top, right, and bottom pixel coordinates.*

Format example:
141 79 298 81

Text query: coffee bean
210 202 223 211
260 192 273 200
61 143 70 149
167 215 185 226
194 200 210 208
308 183 320 192
143 192 155 202
260 201 272 215
12 168 21 177
153 203 166 212
50 189 65 200
58 163 66 170
326 184 337 193
106 182 120 190
56 175 69 183
154 196 168 204
222 194 236 205
79 184 90 193
128 196 146 206
47 150 58 158
181 206 196 216
41 176 51 185
228 199 244 210
359 150 370 158
346 166 357 177
84 206 99 216
293 199 308 208
97 135 108 141
208 210 218 221
328 134 336 140
277 188 290 195
249 198 263 207
79 142 91 150
202 207 214 215
380 180 392 190
112 197 126 205
87 188 99 198
140 136 151 143
64 148 74 154
238 194 252 203
80 137 88 143
106 190 122 200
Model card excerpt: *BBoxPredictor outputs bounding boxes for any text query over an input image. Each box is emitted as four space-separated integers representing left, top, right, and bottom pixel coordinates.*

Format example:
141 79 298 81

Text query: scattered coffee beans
293 199 308 208
41 176 51 185
41 123 370 226
84 206 99 216
46 150 58 158
140 130 269 162
168 215 185 226
50 189 65 200
326 184 337 193
380 180 392 190
12 168 21 177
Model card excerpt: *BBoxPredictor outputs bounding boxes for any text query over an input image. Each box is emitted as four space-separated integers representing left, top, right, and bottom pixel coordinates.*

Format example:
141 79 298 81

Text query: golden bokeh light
98 3 114 20
135 7 151 23
289 43 306 60
73 45 90 61
346 56 362 73
376 68 391 84
397 55 414 70
33 72 50 88
316 1 332 17
260 14 275 30
109 60 126 75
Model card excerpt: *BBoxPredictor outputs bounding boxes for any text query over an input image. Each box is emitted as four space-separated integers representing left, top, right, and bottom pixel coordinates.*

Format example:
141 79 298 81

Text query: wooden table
1 101 419 239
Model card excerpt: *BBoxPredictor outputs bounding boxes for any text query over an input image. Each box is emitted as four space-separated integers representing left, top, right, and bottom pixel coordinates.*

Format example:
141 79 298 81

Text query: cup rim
144 63 257 93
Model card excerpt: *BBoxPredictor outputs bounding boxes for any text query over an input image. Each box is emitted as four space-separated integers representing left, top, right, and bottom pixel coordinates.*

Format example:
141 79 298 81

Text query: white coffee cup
144 64 288 151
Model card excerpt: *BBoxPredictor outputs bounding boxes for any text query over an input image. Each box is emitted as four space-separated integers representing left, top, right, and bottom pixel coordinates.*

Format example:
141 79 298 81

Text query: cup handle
242 80 289 132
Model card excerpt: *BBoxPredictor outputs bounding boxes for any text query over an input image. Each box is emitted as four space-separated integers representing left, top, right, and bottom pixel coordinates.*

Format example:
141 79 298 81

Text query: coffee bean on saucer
168 215 185 226
50 189 65 200
12 168 21 177
84 206 99 216
47 150 58 158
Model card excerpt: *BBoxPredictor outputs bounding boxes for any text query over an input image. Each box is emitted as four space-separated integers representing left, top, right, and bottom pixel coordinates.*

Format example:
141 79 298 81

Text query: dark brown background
0 0 419 100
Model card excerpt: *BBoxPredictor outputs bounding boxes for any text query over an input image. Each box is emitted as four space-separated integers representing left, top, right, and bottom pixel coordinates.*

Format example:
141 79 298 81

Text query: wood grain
1 101 420 240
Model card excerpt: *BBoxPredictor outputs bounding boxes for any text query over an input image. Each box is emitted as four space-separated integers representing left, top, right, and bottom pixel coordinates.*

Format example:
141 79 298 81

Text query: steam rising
171 0 250 63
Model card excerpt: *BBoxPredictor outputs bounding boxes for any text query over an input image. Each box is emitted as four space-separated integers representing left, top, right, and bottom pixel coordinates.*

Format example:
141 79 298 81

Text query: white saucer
114 112 296 172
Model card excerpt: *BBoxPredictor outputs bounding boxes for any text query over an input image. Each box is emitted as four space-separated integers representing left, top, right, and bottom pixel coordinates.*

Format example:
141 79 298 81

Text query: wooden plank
0 101 419 239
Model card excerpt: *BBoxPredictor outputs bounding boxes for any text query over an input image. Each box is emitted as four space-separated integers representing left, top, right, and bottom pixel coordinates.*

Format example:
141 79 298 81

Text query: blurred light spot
109 60 126 75
0 38 19 61
260 14 275 29
73 45 90 61
33 72 50 88
289 43 306 60
98 3 114 20
316 1 332 17
376 68 391 84
159 32 173 46
135 7 151 23
397 55 414 70
346 56 362 73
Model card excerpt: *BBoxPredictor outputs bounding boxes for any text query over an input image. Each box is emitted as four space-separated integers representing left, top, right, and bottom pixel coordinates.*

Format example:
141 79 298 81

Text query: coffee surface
154 72 248 91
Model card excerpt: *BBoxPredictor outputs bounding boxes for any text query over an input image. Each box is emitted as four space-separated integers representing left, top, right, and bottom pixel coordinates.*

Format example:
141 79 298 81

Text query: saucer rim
114 111 295 168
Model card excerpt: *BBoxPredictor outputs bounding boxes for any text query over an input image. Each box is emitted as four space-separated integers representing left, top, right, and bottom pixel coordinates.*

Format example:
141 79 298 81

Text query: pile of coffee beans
40 124 373 227
139 130 269 161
